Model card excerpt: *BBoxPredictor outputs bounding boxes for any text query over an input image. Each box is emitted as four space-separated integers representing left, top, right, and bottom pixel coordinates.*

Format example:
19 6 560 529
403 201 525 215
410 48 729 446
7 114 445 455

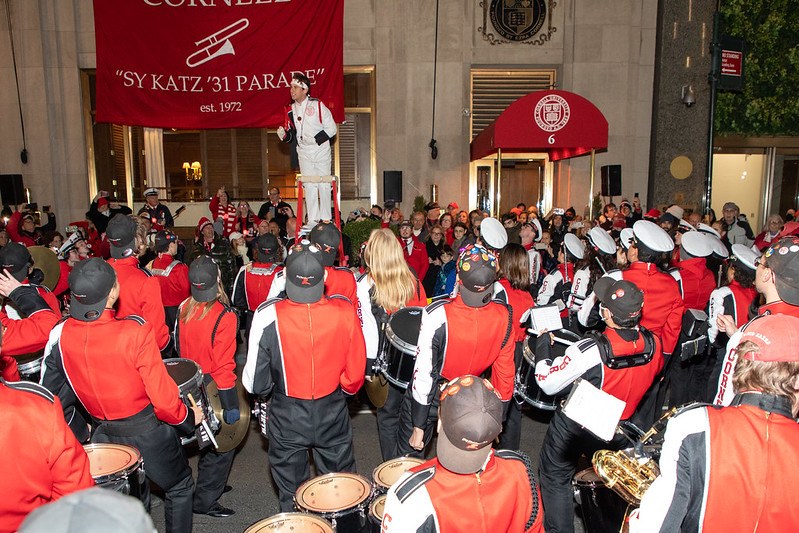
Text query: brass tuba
592 448 660 505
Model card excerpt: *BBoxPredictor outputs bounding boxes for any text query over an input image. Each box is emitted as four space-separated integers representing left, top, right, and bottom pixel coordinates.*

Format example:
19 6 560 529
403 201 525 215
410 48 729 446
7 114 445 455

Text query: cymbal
365 373 389 409
28 246 60 292
206 380 251 453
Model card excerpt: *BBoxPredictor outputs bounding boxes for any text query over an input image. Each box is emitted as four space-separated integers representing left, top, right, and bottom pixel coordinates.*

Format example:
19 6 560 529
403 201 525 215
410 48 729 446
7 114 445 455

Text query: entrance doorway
500 160 543 214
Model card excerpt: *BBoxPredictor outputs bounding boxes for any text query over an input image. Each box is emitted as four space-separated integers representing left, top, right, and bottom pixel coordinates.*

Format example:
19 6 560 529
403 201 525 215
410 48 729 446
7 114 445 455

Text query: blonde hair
178 273 230 323
734 340 799 412
364 228 418 312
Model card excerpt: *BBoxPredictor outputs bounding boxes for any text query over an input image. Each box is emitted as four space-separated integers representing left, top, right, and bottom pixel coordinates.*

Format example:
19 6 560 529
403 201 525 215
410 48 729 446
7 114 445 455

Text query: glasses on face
755 257 768 268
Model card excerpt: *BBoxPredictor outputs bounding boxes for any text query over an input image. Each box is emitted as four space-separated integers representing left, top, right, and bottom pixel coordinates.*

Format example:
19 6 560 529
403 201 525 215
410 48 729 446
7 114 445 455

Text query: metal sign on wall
478 0 556 46
718 35 745 92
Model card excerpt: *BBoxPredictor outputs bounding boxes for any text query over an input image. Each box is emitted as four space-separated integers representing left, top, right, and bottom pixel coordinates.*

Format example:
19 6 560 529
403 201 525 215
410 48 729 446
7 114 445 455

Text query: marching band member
40 258 201 533
0 242 60 313
564 227 618 326
536 278 662 533
666 230 717 407
149 230 190 340
536 233 585 323
493 243 534 451
243 241 366 511
383 375 544 533
712 236 799 405
357 228 427 460
632 314 799 532
175 256 239 518
578 220 683 427
231 233 283 334
399 244 515 457
0 378 94 531
105 214 171 353
267 222 357 305
276 73 337 225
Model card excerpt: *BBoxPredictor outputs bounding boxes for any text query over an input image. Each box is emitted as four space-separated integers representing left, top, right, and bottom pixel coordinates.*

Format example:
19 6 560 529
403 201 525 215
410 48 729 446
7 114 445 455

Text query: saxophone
592 448 660 505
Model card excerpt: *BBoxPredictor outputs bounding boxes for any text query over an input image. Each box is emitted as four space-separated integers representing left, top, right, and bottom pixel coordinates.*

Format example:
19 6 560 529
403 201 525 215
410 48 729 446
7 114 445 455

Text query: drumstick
552 336 576 347
187 393 219 450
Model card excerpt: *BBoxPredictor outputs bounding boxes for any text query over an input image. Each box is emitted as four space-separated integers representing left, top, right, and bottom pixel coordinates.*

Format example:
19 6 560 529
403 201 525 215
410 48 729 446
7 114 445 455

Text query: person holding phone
86 192 132 235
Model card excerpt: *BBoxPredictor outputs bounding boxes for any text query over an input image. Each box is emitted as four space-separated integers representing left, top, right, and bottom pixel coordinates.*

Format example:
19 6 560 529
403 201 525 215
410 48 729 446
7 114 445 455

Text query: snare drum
368 495 386 533
515 329 581 410
380 306 423 389
84 443 145 500
372 456 424 494
17 353 44 383
163 358 215 445
245 512 333 533
573 468 630 533
295 472 373 533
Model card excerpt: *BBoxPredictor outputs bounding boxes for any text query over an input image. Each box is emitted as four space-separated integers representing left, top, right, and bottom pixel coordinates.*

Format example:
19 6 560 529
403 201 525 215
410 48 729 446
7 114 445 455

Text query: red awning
470 90 608 162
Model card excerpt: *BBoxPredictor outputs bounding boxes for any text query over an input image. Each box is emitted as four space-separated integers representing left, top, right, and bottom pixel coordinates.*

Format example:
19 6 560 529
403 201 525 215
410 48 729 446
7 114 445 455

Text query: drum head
372 457 424 490
295 473 372 514
163 358 201 389
245 513 333 533
369 494 387 523
385 307 423 353
83 443 141 481
573 467 602 487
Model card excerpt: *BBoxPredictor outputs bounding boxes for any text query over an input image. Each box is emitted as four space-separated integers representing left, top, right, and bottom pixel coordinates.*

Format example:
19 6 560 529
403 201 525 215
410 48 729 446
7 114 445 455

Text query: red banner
93 0 344 129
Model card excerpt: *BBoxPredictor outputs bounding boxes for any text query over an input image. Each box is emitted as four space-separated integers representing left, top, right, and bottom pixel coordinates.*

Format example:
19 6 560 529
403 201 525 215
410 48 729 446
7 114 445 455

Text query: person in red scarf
209 187 238 238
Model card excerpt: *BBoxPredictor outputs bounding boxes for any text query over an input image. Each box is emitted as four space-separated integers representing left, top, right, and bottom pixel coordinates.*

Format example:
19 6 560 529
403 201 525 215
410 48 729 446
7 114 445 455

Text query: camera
554 208 565 216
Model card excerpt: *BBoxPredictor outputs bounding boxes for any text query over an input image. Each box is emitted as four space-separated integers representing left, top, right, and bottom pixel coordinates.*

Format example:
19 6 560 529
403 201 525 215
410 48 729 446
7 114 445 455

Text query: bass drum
515 329 581 410
380 307 423 389
573 468 630 533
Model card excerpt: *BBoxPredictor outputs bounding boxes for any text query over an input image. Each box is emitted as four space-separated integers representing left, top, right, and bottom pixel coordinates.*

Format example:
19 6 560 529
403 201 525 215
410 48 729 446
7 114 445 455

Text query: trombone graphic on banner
186 18 250 68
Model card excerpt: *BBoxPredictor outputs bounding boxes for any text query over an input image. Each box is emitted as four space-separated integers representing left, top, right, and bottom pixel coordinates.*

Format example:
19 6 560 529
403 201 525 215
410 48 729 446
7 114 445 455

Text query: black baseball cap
154 230 177 253
188 256 219 303
254 234 279 262
106 214 137 259
285 241 325 304
0 242 31 281
764 236 799 305
308 222 340 267
457 244 498 308
69 258 117 321
437 375 504 474
594 277 644 321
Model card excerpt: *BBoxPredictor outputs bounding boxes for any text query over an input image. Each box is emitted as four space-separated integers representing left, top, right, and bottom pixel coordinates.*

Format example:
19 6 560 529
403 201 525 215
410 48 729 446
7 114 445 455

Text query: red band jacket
633 396 799 532
534 327 663 420
41 310 191 430
399 235 429 282
232 262 283 312
669 257 716 311
243 295 366 399
150 254 190 307
410 295 515 428
108 256 170 350
175 301 238 390
0 380 94 532
382 450 544 533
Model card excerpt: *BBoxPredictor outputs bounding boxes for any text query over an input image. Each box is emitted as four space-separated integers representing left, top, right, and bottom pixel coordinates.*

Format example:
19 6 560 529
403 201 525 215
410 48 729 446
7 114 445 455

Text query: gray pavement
148 347 588 532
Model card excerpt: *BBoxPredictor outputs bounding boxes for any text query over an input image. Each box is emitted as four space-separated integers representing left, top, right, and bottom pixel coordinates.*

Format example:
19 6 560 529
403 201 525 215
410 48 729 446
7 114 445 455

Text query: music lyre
186 18 249 68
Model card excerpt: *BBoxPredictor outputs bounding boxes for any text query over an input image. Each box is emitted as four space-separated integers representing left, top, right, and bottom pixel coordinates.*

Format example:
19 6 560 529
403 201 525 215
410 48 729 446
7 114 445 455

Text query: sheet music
526 304 563 335
561 378 626 442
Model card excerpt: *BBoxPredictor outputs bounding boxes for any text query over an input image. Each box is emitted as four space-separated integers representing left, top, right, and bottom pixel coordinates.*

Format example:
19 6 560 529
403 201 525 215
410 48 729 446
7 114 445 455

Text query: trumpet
186 18 250 68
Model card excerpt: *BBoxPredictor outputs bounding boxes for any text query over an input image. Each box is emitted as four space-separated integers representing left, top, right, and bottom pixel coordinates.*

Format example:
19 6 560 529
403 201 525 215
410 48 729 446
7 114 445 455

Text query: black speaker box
383 170 402 203
0 174 25 206
600 165 622 197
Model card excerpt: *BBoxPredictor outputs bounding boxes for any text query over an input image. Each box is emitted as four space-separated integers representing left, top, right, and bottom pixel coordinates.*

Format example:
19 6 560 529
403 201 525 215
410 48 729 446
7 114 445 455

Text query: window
470 68 557 138
82 67 375 203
